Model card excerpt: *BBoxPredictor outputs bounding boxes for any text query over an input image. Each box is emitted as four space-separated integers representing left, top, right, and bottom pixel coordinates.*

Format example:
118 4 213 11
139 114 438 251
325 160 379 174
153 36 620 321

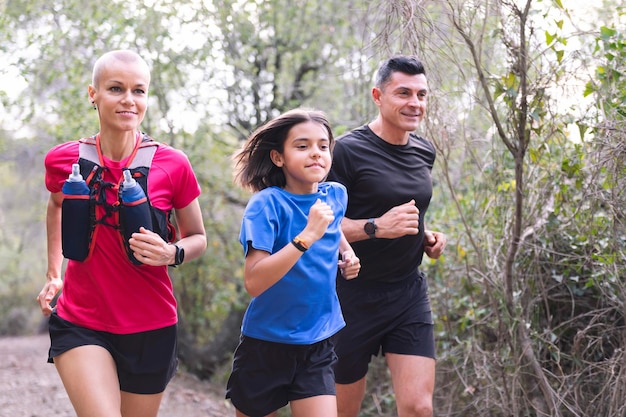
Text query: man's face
374 71 428 133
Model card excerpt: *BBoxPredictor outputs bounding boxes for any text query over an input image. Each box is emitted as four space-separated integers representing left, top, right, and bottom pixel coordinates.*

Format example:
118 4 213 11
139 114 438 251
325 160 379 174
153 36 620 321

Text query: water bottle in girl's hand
61 163 91 261
119 169 153 265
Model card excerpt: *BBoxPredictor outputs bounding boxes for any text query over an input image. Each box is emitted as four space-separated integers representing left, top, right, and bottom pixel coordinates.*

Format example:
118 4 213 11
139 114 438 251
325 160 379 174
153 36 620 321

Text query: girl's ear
270 149 284 167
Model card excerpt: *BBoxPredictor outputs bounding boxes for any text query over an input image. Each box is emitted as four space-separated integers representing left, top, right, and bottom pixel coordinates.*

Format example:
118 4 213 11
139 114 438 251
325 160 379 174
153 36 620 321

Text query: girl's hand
299 199 335 244
338 250 360 280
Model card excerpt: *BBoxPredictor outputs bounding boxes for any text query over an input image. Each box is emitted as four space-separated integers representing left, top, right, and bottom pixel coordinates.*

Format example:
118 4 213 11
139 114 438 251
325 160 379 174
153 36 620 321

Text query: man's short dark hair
375 55 426 89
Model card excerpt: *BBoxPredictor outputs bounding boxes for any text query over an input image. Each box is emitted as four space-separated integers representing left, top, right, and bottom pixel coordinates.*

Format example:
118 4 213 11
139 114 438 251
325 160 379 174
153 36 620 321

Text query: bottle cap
68 163 83 182
122 169 136 187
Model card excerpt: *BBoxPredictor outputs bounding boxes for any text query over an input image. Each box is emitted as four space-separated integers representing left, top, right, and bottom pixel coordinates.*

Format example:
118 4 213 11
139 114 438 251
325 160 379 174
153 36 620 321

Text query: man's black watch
170 244 185 266
364 218 377 239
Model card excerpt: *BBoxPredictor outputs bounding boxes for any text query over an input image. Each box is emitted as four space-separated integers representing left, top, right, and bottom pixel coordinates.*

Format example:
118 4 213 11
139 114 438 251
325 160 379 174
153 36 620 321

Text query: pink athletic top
45 139 201 334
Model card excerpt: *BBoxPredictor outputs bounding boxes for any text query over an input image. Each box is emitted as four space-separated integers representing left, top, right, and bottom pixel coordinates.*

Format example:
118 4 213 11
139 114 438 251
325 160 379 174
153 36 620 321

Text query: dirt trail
0 333 232 417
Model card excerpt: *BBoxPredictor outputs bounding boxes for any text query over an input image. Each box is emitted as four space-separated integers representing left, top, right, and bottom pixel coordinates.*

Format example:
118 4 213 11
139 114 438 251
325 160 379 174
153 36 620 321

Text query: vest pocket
119 197 153 265
61 195 91 261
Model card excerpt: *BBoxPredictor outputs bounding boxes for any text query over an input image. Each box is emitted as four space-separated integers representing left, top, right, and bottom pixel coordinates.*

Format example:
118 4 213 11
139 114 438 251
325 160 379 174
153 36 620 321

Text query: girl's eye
134 89 146 95
320 145 329 151
110 86 121 92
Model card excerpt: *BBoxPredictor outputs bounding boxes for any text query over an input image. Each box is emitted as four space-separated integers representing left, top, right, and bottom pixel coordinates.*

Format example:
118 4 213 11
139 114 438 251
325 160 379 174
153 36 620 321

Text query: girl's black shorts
47 312 178 395
226 335 337 416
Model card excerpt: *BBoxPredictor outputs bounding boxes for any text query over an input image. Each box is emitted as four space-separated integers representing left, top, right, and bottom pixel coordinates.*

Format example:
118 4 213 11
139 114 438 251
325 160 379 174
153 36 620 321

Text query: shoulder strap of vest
78 132 159 169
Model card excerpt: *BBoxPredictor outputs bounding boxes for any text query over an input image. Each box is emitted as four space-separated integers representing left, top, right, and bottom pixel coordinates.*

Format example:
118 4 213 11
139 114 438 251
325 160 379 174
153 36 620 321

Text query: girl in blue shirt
226 108 360 417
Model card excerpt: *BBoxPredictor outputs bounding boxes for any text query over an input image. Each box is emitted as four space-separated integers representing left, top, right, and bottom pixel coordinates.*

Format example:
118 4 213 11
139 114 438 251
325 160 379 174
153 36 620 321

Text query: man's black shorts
333 274 436 384
226 335 337 416
47 312 178 394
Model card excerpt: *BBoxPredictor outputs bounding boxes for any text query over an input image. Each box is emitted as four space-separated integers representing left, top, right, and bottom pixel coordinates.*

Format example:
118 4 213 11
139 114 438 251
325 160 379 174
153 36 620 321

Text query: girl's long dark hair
233 108 334 192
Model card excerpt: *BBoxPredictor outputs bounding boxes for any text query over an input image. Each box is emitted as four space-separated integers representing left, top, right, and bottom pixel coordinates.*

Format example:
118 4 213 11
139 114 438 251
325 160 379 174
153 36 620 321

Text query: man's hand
376 199 420 239
424 230 446 259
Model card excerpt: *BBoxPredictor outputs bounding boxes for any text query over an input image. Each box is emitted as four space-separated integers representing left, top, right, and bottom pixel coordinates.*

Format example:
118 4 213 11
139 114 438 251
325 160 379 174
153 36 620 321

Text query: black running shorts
226 335 337 416
333 274 436 384
47 312 178 394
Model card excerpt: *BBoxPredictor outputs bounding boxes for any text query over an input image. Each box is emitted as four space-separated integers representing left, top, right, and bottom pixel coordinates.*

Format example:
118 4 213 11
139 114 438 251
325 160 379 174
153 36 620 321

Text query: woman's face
89 59 150 134
270 121 332 194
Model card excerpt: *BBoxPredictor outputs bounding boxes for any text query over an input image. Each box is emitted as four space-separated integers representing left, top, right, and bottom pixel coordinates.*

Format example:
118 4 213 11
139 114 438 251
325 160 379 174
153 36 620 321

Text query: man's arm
424 229 446 259
341 199 421 243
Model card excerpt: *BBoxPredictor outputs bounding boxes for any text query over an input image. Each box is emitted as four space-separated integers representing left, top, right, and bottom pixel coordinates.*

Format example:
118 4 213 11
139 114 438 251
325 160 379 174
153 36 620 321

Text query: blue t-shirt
239 182 347 344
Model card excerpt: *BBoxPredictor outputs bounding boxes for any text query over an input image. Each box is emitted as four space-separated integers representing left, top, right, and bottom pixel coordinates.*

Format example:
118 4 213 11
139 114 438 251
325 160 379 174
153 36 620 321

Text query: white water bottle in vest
61 163 91 261
120 169 153 265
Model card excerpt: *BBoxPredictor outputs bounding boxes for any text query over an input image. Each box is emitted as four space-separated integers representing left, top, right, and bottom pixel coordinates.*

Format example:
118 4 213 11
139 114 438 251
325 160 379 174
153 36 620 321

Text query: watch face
364 221 376 235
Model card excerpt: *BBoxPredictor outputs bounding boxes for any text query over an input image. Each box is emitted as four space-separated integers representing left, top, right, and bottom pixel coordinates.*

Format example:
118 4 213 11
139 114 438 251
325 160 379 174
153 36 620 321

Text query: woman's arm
128 198 207 266
36 192 65 316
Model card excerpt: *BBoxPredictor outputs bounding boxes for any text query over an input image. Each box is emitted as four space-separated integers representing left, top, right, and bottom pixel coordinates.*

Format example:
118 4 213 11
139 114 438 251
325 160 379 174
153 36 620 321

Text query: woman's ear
88 85 96 106
270 149 283 167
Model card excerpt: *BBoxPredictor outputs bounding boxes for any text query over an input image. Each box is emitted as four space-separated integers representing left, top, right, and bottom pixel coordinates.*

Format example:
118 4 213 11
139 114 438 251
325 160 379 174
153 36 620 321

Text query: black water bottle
61 163 91 261
119 169 153 265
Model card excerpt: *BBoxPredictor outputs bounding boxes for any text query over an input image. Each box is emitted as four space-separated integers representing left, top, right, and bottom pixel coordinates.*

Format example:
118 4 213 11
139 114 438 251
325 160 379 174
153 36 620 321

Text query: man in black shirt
328 55 446 417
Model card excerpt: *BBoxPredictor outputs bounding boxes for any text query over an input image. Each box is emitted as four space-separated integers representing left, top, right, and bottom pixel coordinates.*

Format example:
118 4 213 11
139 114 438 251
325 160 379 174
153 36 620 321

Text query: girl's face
88 60 150 134
270 120 332 194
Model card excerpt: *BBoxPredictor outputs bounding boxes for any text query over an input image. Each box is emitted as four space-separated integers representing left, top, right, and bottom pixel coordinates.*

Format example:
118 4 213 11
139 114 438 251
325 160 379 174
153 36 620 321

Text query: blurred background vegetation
1 0 624 415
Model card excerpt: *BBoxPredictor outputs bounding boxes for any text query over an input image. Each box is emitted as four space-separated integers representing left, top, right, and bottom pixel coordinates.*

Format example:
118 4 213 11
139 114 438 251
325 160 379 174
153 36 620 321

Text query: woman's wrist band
291 236 309 252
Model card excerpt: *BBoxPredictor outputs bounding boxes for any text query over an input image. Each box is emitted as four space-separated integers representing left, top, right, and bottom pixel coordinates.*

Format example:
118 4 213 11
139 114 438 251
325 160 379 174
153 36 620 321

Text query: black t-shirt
328 125 436 283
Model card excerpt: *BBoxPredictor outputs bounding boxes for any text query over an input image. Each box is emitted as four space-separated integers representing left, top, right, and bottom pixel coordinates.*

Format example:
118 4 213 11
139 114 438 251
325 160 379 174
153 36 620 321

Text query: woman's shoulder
45 141 80 168
46 140 80 156
153 142 190 160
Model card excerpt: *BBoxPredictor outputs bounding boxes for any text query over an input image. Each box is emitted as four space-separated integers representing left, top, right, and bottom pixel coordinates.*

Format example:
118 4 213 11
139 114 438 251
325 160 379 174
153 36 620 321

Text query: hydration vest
71 133 175 263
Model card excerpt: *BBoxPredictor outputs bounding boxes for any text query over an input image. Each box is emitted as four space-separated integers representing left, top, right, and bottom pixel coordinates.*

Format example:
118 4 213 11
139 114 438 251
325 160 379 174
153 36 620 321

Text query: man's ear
372 86 382 106
270 149 283 167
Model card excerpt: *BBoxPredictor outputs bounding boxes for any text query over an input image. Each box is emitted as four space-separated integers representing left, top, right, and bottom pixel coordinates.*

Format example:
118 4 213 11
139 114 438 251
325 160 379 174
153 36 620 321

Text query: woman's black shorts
47 312 178 395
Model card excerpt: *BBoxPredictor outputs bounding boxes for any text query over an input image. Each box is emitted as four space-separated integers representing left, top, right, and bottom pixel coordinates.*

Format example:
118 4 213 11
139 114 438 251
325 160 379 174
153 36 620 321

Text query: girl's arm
337 231 360 280
244 199 333 297
243 244 308 297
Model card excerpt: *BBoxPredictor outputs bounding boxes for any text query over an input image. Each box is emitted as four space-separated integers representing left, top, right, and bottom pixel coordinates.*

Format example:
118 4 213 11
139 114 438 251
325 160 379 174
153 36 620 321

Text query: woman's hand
36 277 63 316
128 227 175 266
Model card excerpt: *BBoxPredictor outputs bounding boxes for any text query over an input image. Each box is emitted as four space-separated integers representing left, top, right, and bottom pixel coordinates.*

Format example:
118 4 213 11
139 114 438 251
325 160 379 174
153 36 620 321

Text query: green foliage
173 126 247 344
585 24 626 119
2 1 626 416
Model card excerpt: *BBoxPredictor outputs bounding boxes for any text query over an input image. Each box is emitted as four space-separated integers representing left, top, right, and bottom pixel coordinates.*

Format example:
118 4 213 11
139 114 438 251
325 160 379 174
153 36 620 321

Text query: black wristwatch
170 244 185 266
364 218 377 239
